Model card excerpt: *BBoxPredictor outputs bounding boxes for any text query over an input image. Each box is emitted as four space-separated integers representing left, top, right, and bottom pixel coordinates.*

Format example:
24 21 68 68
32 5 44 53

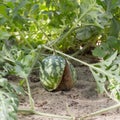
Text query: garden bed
18 63 120 120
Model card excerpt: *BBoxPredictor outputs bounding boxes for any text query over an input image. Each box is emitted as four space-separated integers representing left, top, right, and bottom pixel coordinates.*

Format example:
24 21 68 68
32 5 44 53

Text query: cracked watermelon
39 55 76 91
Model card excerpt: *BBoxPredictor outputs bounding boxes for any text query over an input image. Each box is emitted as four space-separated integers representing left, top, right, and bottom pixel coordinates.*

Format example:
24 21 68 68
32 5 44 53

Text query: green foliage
93 36 120 59
0 0 119 54
0 47 38 113
90 52 120 100
0 44 37 77
80 0 109 28
0 45 25 119
46 0 79 27
76 26 99 41
0 31 11 40
0 77 24 120
93 0 120 58
14 50 36 78
0 0 120 118
56 0 109 52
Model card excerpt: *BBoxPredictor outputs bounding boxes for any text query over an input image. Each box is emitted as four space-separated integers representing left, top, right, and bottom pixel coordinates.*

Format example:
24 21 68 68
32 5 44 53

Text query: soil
16 56 120 120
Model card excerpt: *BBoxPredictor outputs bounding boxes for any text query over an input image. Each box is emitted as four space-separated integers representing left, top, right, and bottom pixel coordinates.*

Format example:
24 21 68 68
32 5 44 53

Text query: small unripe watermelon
39 55 76 91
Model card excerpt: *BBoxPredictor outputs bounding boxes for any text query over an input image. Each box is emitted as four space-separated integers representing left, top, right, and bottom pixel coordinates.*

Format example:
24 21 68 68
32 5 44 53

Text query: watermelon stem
25 77 35 110
18 108 73 119
80 103 120 120
42 45 116 81
24 48 42 110
18 103 120 120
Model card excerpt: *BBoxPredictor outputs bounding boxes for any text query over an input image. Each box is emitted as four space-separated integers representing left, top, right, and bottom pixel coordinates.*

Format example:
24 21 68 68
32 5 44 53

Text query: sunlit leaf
0 4 8 18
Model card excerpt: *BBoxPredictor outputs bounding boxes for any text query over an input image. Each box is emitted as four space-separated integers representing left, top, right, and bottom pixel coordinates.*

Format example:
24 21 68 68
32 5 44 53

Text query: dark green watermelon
40 55 76 91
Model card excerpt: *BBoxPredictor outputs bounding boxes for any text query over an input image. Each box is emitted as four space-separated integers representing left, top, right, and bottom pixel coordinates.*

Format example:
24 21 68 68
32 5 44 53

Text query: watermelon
39 55 76 91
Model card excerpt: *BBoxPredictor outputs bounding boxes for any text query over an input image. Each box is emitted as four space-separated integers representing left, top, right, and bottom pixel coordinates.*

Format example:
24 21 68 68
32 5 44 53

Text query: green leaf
0 90 19 120
104 51 117 66
92 46 108 58
80 0 109 28
0 4 8 18
0 16 7 25
76 27 92 41
14 50 36 78
105 0 120 12
0 31 11 40
30 4 39 14
109 18 120 37
0 78 8 88
107 36 120 52
10 83 25 95
90 68 106 93
90 51 120 100
92 36 120 58
14 65 27 78
0 78 19 120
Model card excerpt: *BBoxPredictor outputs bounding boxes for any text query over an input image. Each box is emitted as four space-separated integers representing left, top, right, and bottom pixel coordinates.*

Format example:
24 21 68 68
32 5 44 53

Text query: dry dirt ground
18 57 120 120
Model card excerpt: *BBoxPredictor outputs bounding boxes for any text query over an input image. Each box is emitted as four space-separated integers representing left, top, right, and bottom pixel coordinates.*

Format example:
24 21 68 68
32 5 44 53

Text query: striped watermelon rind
39 55 66 91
